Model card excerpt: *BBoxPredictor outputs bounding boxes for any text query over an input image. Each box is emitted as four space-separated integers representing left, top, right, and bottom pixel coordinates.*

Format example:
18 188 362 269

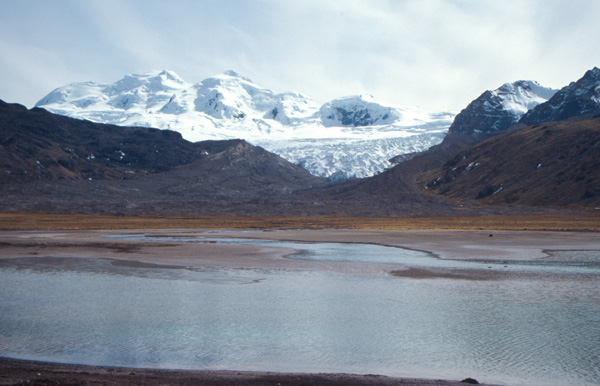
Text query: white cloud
1 0 600 111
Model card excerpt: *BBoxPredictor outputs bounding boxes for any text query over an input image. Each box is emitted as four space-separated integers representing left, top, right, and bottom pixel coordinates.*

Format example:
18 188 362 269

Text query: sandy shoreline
2 228 599 385
0 357 493 385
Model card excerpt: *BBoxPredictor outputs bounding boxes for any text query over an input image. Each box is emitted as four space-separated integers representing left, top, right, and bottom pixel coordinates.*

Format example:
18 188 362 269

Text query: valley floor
1 211 599 231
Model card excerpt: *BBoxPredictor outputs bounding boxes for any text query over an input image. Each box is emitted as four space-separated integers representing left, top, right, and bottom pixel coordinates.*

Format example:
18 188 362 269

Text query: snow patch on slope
495 80 557 116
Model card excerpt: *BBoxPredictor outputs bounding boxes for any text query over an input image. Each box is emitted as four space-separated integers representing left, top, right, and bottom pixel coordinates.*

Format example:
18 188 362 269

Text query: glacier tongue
35 70 455 179
254 132 447 180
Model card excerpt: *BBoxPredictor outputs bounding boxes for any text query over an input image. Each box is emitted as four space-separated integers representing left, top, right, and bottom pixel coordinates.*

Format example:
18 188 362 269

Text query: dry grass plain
1 211 598 231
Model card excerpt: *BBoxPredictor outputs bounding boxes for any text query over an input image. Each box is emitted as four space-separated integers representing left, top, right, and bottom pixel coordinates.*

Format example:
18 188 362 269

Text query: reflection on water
0 239 599 386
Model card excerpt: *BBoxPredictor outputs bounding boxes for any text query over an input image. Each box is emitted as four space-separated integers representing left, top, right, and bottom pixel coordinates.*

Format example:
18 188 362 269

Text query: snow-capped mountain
448 80 557 136
319 94 401 127
35 70 321 139
519 67 600 125
35 70 455 179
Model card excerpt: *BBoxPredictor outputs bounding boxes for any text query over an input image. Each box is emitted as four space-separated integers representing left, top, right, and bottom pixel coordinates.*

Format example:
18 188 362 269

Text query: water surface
1 238 599 386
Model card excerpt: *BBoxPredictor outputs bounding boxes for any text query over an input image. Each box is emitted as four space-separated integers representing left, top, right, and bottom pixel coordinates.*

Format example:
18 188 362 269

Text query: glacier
36 70 456 179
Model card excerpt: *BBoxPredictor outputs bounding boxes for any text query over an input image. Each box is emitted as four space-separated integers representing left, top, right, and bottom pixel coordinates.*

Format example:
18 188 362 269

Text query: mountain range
1 99 456 216
410 67 600 206
311 67 600 211
2 67 600 215
0 99 332 214
32 71 457 179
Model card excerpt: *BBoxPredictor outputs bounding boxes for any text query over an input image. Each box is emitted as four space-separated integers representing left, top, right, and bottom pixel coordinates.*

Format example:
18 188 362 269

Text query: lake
1 236 599 385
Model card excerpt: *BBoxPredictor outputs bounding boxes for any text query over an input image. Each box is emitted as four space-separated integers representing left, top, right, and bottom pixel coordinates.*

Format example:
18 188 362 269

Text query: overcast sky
1 0 599 111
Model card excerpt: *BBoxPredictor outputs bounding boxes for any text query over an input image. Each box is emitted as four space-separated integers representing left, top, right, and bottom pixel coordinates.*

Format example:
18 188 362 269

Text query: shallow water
110 234 600 275
1 238 599 386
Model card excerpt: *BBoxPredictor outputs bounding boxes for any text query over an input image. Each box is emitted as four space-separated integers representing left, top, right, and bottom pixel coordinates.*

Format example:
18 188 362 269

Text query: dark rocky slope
520 67 600 125
0 100 206 182
0 100 323 187
0 100 332 214
448 81 555 136
375 81 556 197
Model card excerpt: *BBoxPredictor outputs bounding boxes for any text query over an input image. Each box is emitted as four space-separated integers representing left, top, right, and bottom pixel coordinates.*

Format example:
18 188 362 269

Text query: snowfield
493 80 557 116
36 70 457 179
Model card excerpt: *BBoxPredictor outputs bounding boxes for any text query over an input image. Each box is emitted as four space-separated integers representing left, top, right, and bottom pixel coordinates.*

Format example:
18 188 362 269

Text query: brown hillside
419 117 600 206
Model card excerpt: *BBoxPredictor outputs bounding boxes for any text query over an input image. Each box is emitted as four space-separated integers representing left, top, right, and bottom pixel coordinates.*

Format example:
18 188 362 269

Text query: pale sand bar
2 228 599 270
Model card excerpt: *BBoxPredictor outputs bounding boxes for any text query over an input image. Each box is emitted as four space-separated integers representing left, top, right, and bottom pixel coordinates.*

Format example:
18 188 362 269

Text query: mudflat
1 228 600 270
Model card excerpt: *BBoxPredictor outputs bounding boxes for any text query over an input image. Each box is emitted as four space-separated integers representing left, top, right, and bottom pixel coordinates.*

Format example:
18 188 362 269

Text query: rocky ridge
519 67 600 125
448 80 556 136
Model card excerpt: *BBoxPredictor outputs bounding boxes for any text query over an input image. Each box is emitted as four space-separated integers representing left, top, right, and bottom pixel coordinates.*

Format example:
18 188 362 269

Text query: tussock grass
1 211 598 231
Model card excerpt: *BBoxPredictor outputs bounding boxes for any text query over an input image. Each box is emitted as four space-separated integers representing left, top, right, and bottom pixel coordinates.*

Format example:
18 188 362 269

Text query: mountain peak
108 70 187 95
519 67 600 125
497 80 557 100
583 67 600 80
319 94 400 127
448 80 557 135
122 69 184 82
222 70 253 83
156 69 185 82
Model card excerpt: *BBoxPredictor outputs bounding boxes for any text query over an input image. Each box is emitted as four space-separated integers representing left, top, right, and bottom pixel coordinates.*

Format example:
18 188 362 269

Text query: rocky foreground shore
0 358 490 386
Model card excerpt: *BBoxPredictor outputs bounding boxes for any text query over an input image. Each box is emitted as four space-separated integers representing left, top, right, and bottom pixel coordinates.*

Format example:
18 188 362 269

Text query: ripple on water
0 245 599 385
